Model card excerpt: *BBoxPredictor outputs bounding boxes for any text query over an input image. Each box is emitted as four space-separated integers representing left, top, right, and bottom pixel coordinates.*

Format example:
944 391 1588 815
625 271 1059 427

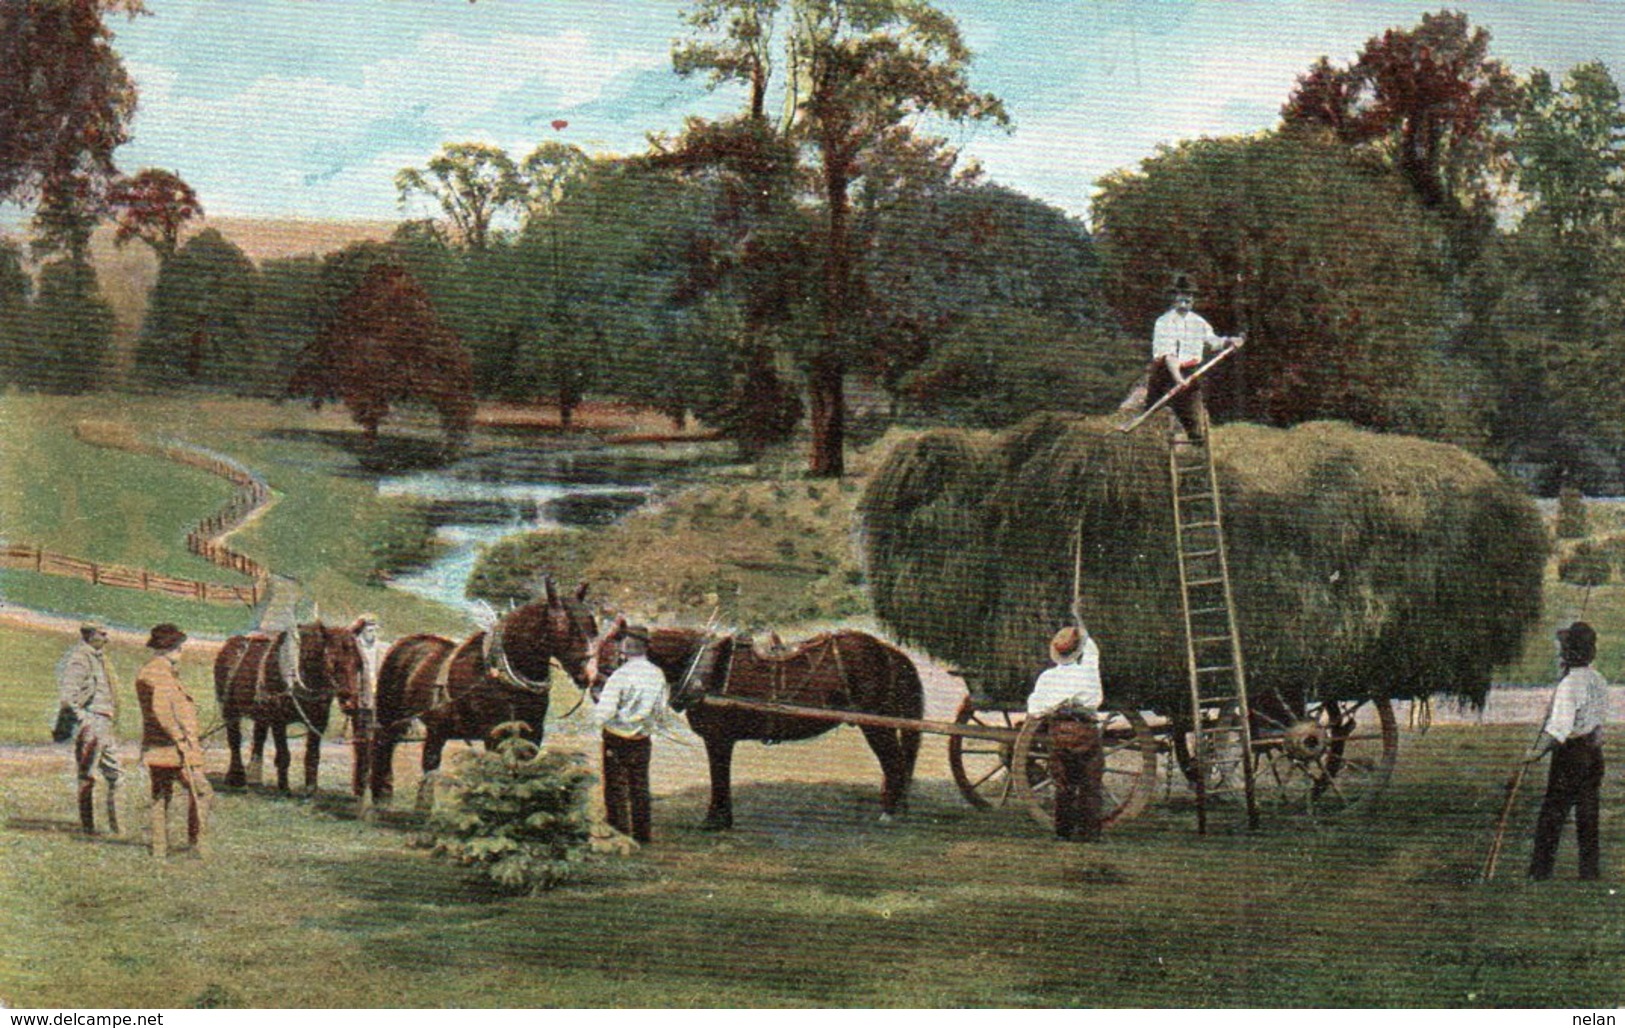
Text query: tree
290 262 476 445
1282 10 1518 217
1093 132 1474 441
396 142 525 252
0 237 34 388
518 141 590 223
245 256 322 398
107 168 204 265
0 0 143 206
672 0 1007 476
25 259 115 394
134 228 257 387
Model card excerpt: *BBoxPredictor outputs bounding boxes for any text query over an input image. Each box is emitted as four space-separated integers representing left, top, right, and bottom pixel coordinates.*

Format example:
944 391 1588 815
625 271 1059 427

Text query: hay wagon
852 413 1549 834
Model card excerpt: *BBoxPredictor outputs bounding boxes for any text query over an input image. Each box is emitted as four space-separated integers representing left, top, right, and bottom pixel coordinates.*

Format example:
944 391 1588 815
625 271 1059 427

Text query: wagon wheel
1248 694 1398 819
1009 709 1159 832
947 698 1022 809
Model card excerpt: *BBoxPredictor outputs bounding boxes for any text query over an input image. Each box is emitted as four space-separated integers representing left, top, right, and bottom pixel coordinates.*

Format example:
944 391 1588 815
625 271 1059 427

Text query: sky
16 1 1625 226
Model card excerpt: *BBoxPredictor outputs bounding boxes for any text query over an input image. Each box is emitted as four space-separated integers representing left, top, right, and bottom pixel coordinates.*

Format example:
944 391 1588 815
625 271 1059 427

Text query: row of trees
7 2 1625 486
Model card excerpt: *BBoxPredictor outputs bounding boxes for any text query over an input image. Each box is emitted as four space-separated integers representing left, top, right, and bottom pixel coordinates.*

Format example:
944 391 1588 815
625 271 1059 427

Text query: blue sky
24 2 1625 224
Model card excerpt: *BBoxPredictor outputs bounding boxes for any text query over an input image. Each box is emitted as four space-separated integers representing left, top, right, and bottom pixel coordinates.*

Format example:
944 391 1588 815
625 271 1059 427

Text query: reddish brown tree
107 168 203 264
291 263 475 445
1282 10 1518 214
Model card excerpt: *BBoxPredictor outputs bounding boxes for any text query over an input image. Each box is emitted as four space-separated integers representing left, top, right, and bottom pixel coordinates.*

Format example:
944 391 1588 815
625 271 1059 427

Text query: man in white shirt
351 614 383 798
1148 276 1241 445
1526 621 1608 880
593 624 669 844
1027 625 1105 841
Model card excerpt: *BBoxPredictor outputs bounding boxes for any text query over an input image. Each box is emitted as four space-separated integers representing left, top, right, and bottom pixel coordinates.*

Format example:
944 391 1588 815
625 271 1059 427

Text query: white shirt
358 634 383 709
594 656 670 739
1152 308 1222 367
1026 636 1104 716
1541 666 1608 744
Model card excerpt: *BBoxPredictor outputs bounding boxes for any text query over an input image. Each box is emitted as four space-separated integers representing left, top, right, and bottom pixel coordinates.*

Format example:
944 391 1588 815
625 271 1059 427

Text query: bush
1558 541 1612 589
429 724 597 894
1556 486 1588 539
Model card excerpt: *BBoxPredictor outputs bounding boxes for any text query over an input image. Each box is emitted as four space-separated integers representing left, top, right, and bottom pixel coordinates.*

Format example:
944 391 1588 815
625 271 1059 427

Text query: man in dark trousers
1147 274 1242 445
1026 625 1106 841
593 624 668 844
1526 621 1608 881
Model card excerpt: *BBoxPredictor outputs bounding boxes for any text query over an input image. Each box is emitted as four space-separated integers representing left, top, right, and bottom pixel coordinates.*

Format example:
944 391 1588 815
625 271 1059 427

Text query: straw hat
1049 625 1084 663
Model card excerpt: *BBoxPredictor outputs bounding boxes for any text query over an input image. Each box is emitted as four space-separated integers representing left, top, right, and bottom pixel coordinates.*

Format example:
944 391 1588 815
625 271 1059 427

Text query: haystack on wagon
859 413 1548 831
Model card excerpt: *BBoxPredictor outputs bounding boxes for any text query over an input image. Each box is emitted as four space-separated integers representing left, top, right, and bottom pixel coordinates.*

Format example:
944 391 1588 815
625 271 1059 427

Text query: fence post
90 562 99 585
35 547 43 572
141 570 149 590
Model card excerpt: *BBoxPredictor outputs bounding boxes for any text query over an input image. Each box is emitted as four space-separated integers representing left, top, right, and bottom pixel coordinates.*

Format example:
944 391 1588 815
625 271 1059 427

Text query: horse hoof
224 773 246 789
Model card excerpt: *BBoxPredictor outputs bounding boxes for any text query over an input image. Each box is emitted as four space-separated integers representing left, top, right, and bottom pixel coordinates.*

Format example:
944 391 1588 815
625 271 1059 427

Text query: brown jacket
136 654 202 768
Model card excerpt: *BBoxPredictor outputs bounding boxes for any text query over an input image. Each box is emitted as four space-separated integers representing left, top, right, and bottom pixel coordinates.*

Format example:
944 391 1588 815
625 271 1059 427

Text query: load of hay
860 415 1547 710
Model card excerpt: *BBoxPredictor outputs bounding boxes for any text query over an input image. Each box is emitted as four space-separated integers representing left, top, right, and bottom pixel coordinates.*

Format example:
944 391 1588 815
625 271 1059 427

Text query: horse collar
484 619 551 694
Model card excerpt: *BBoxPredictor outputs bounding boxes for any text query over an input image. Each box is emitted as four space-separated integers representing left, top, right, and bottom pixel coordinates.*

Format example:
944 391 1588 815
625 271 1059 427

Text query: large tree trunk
807 353 845 478
810 157 852 478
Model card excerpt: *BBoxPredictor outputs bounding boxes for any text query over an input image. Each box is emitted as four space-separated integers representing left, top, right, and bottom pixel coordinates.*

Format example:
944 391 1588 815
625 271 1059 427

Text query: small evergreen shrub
1556 487 1588 540
429 724 596 894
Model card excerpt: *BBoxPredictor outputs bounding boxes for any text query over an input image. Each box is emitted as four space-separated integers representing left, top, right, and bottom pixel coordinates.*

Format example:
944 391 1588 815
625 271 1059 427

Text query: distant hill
91 216 398 376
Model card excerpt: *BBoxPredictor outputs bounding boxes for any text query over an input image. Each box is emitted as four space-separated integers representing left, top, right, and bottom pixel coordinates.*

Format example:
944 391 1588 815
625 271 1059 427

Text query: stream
374 442 727 614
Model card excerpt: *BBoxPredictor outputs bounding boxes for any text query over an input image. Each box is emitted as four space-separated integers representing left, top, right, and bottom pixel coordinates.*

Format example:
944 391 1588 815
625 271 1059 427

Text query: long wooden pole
1481 762 1529 882
694 694 1019 742
1119 341 1245 434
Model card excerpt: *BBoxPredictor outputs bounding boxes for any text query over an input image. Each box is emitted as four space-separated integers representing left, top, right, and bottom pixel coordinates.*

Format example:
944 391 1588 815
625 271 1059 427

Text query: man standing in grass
136 624 212 859
1027 625 1105 842
350 613 383 798
56 622 121 835
593 624 668 845
1526 621 1608 881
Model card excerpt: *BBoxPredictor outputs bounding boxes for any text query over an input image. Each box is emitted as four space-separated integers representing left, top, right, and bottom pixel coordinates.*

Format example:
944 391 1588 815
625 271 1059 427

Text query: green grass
0 722 1618 1007
0 572 258 638
0 393 471 639
0 623 153 745
0 395 238 580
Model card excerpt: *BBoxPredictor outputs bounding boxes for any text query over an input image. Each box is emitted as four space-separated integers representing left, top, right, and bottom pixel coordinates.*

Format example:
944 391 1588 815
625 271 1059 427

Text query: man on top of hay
56 622 122 835
593 624 669 845
1027 625 1105 842
135 623 212 859
1148 274 1242 445
1525 621 1608 881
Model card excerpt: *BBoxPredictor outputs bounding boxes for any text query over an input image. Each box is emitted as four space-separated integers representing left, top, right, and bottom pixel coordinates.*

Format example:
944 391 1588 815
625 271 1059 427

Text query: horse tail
214 636 252 714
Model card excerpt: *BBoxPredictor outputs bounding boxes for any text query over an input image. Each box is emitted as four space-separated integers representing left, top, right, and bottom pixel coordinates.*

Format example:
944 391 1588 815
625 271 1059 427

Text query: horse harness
227 628 328 738
708 632 852 709
406 618 556 730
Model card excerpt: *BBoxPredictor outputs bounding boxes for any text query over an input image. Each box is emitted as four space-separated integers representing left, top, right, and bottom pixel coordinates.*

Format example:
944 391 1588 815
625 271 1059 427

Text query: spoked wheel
947 698 1023 809
1248 693 1398 819
1010 709 1159 832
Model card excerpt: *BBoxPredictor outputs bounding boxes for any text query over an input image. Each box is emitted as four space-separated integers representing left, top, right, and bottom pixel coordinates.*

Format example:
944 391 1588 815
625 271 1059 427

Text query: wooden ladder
1168 411 1258 833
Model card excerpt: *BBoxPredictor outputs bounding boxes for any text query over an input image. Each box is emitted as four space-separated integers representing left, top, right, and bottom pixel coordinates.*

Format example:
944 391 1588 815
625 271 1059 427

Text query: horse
214 621 366 794
367 578 598 807
590 619 924 829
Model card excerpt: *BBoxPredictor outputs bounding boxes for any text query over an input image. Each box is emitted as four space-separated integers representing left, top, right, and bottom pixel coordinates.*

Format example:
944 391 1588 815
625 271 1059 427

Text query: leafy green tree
0 237 31 388
519 141 590 223
135 227 257 387
246 256 322 398
106 168 203 265
396 142 525 252
26 258 114 394
672 0 1007 476
900 311 1140 428
1094 131 1473 441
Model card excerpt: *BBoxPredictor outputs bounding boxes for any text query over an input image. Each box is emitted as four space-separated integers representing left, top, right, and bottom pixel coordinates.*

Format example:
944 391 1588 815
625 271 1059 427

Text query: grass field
0 717 1618 1008
0 393 472 639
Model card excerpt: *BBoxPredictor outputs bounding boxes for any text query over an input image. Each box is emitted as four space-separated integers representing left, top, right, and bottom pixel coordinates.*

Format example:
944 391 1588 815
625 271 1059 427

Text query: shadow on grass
5 817 149 848
261 428 460 475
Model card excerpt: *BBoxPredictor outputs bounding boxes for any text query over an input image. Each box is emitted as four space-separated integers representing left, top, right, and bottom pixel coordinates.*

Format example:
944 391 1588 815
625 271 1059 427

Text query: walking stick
1481 761 1529 882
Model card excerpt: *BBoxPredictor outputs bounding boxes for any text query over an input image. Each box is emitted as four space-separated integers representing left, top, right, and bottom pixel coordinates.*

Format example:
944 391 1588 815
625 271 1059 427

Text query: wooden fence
9 424 282 607
1 543 262 606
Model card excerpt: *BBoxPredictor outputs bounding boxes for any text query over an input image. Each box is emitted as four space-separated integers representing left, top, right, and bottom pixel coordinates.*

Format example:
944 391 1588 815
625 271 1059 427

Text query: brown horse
368 578 598 807
215 622 365 793
591 620 924 829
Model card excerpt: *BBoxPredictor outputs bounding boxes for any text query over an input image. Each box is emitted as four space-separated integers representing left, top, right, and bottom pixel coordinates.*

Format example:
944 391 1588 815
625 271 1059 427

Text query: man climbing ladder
1123 273 1256 831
